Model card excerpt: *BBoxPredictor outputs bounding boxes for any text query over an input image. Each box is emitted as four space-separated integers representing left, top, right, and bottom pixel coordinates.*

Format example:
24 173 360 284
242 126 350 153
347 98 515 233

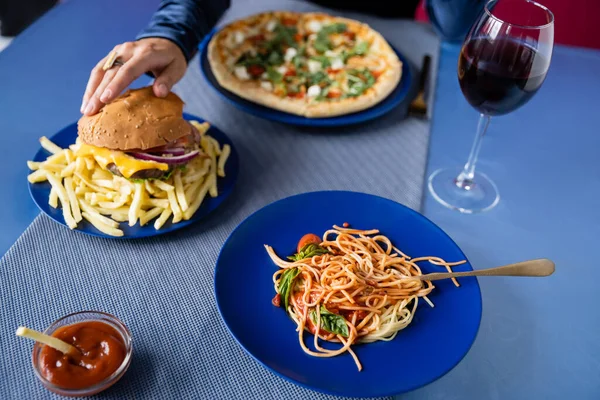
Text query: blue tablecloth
1 0 600 399
0 0 440 399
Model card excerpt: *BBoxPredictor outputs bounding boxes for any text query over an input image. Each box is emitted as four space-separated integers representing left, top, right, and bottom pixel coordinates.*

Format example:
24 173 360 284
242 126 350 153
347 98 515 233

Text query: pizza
207 11 402 118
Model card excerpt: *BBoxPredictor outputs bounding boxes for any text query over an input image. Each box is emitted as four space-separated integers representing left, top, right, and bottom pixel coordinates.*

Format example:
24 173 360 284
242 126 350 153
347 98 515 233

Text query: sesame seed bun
77 86 192 150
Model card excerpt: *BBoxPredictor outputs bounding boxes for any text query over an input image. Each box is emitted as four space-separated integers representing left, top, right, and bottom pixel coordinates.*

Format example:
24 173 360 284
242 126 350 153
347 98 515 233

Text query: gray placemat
0 1 439 399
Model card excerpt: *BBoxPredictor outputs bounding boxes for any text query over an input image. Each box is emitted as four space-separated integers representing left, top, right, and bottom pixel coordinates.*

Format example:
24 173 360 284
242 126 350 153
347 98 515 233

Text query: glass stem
455 113 491 190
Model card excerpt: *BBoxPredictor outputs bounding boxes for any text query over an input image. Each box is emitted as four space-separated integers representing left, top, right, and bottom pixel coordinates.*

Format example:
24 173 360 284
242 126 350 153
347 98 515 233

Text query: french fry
27 161 41 170
210 137 222 156
154 208 172 229
40 136 63 155
75 185 91 196
184 176 205 205
144 180 157 195
183 174 214 220
40 164 66 174
49 188 58 208
60 162 76 178
190 120 210 135
46 151 68 166
45 172 77 229
64 177 82 223
201 136 218 198
75 157 86 174
153 180 174 192
84 156 95 170
218 144 230 178
153 190 168 199
27 169 48 183
139 207 163 226
98 195 129 210
109 213 129 222
92 169 113 180
143 198 169 208
82 212 124 237
95 206 130 216
89 193 112 206
78 199 119 228
167 189 182 223
173 170 189 212
74 172 111 193
183 159 210 184
93 179 117 189
128 183 144 226
64 149 74 164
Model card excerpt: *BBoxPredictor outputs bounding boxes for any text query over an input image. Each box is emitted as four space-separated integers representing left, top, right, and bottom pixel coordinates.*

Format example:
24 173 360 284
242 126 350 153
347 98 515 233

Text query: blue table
1 1 599 398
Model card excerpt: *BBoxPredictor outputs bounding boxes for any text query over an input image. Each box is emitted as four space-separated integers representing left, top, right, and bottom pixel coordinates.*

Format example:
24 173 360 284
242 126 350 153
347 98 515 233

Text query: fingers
99 55 155 105
82 43 135 116
81 56 109 113
83 67 121 115
81 38 187 116
152 61 186 98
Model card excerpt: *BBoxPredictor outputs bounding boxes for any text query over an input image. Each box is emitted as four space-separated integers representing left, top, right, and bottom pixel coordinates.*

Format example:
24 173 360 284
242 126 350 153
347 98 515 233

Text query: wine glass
428 0 554 213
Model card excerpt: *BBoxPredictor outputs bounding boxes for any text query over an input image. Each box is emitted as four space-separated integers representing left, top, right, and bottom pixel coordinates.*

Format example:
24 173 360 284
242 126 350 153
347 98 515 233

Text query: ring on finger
102 50 125 71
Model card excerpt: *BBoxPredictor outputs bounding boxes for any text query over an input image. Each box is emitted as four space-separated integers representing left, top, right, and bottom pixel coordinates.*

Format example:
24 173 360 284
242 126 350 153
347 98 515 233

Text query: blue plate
28 113 239 239
198 30 412 127
215 191 482 398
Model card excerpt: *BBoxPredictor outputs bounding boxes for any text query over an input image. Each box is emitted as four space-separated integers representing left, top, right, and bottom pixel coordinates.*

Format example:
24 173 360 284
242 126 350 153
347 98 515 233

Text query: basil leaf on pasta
287 244 329 261
311 306 349 338
278 267 300 312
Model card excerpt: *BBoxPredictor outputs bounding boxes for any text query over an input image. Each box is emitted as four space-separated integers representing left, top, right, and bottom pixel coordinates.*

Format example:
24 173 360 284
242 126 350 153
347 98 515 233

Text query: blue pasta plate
214 191 482 398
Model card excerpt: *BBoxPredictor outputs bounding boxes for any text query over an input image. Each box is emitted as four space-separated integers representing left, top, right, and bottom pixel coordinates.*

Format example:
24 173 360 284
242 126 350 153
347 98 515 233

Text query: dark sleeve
307 0 420 19
136 0 231 63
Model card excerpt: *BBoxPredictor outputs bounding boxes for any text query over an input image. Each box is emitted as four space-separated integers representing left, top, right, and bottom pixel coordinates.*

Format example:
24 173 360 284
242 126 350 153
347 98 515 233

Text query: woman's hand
81 38 187 115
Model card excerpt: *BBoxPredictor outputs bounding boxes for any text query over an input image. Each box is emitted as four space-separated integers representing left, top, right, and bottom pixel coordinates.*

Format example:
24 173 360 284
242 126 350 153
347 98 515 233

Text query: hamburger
76 87 204 180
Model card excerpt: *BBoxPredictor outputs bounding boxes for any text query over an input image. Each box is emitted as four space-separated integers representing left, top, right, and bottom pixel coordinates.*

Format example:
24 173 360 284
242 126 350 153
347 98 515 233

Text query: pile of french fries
27 121 230 237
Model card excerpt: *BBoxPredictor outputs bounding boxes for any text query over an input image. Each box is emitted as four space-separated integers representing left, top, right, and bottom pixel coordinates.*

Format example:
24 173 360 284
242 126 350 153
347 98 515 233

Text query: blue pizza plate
28 113 239 239
215 191 482 398
198 30 412 127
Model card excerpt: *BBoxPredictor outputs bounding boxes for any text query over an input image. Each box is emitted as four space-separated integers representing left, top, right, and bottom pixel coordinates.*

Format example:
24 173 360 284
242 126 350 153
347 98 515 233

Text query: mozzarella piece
308 33 317 41
260 81 274 91
261 72 268 79
331 35 343 47
234 31 245 45
266 19 277 32
306 20 322 33
307 85 321 98
324 50 339 58
330 57 344 70
284 47 297 62
276 65 288 75
233 66 250 80
308 60 322 74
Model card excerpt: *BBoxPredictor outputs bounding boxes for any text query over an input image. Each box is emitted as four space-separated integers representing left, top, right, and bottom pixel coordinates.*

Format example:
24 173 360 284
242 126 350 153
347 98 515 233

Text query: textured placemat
0 1 439 399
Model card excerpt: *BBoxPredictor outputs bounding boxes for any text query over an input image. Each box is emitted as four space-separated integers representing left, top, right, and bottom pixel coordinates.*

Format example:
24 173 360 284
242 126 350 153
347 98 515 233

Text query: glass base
428 167 499 214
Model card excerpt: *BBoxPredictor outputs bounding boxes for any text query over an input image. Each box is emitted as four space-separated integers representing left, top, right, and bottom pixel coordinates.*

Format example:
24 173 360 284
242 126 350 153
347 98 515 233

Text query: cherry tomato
297 233 321 252
327 90 342 99
247 65 265 76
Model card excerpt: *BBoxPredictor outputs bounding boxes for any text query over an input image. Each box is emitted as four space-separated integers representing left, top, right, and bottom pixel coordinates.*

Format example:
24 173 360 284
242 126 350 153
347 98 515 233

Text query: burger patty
107 163 174 180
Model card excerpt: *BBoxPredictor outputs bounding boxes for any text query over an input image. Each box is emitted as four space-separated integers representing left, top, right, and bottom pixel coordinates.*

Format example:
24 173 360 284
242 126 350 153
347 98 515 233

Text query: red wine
458 37 548 116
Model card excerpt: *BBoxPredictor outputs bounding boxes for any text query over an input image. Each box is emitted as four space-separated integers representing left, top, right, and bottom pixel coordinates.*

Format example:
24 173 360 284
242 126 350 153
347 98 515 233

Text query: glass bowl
32 311 133 397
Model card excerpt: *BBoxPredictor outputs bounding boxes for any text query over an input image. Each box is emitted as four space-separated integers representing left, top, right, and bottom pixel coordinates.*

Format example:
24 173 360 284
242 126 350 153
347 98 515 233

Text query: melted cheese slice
76 144 169 178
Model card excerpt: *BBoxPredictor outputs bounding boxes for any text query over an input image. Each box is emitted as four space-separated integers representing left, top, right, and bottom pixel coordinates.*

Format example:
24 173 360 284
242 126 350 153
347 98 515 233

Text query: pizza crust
207 11 402 118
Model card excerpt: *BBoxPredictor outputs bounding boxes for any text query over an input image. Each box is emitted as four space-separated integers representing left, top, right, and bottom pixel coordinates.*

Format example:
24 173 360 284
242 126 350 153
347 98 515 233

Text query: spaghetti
265 225 465 371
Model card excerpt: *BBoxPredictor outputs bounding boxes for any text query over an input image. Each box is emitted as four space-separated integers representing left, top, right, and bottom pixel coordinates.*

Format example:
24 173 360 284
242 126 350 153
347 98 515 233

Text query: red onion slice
155 148 186 156
129 150 200 165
